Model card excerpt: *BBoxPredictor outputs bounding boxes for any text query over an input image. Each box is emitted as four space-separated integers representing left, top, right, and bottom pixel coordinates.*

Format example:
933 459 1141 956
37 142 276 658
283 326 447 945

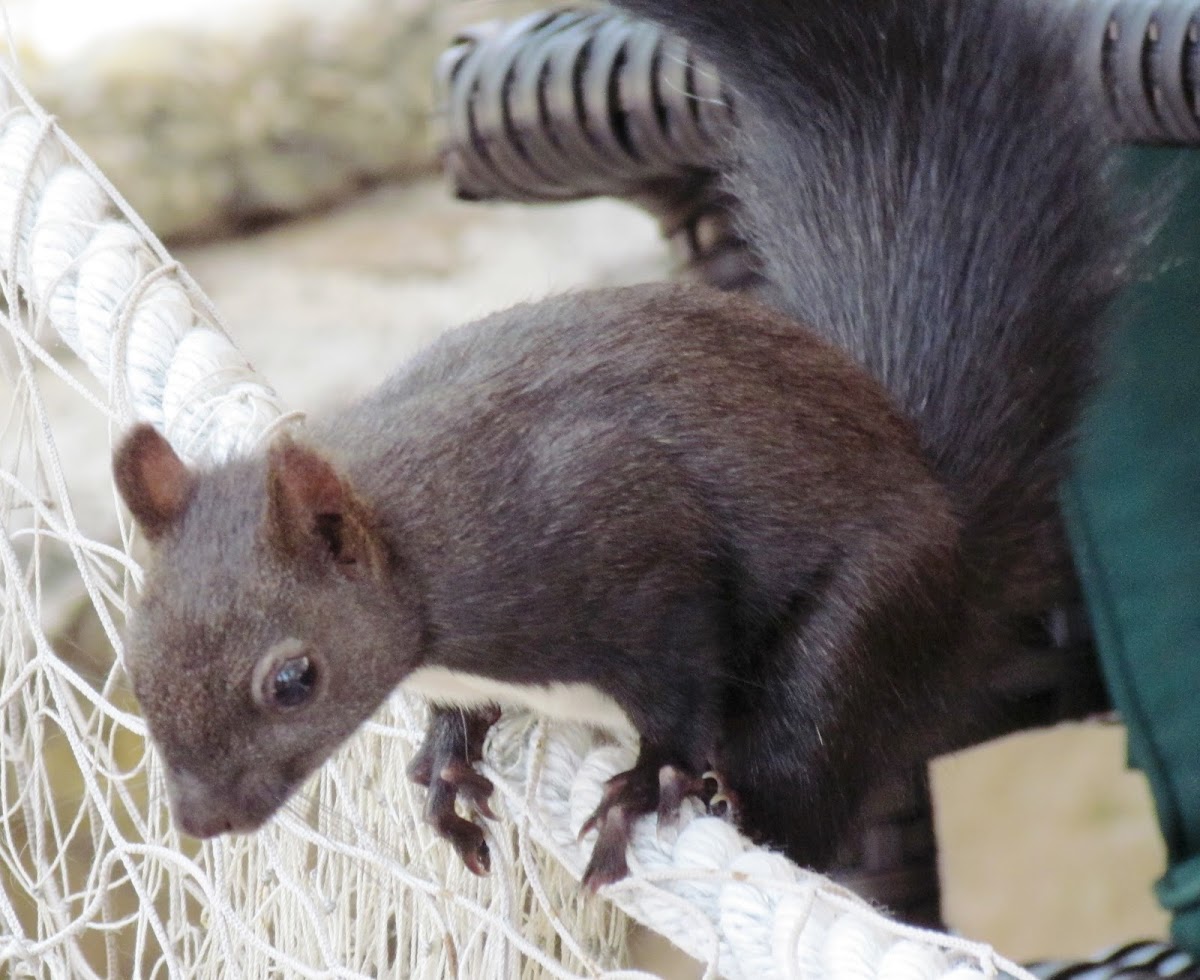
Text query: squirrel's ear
265 437 382 575
113 424 197 541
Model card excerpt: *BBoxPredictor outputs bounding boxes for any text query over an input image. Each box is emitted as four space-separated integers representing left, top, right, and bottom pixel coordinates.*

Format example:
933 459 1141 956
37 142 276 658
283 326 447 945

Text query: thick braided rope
0 54 1036 980
0 61 284 463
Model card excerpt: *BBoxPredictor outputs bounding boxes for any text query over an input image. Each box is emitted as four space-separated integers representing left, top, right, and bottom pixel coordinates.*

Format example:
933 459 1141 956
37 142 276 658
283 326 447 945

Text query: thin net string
0 34 1038 980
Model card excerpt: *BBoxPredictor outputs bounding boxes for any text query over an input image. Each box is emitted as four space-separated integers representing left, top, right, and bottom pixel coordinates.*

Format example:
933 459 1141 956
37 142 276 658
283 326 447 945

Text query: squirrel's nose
166 767 246 839
175 809 234 839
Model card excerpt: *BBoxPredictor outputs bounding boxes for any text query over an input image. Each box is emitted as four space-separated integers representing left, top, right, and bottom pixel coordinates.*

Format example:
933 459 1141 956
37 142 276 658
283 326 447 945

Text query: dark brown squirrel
113 0 1131 890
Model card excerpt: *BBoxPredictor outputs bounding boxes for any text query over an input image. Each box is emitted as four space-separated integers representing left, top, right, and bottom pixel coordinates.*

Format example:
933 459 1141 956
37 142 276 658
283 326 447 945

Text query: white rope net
0 49 1038 980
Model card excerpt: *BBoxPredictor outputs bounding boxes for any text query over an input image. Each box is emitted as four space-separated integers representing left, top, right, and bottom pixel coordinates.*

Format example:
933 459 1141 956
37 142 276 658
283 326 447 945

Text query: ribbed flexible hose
438 1 1200 204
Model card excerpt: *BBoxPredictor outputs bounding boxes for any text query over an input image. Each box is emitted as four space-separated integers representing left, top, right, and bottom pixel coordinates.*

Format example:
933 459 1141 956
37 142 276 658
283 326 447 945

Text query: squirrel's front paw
407 705 500 876
418 757 495 875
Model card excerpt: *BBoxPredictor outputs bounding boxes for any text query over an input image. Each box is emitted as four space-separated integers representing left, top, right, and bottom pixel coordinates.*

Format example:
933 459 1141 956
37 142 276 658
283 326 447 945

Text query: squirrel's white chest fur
402 666 636 737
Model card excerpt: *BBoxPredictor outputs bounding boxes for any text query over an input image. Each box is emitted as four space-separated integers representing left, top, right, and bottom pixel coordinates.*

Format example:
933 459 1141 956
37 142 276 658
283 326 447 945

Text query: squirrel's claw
656 764 706 831
701 769 740 822
427 787 491 876
579 756 709 890
439 757 497 820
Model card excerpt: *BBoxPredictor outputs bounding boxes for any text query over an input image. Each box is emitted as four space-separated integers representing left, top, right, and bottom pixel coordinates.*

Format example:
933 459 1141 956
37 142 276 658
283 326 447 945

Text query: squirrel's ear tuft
266 437 382 576
113 424 197 541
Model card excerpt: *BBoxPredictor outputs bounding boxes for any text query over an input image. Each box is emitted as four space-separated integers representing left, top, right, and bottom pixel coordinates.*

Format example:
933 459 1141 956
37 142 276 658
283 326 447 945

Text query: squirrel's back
611 0 1129 610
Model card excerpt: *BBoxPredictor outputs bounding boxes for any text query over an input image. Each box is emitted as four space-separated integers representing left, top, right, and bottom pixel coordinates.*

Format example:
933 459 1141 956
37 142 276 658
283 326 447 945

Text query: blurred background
3 0 1171 967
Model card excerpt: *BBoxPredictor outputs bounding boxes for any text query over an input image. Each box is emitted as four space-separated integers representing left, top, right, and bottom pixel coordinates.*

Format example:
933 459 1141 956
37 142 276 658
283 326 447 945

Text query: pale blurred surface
3 0 446 239
936 724 1168 961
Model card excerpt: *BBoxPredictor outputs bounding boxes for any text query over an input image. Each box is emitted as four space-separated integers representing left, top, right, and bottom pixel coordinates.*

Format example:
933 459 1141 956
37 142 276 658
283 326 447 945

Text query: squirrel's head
112 424 419 839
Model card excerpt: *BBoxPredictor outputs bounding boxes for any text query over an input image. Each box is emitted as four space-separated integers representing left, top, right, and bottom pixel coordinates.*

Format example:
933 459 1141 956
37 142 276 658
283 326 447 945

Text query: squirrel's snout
166 767 271 839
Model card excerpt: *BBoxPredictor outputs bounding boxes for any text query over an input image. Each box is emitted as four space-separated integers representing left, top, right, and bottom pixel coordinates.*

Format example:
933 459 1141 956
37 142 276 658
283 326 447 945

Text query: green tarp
1063 147 1200 951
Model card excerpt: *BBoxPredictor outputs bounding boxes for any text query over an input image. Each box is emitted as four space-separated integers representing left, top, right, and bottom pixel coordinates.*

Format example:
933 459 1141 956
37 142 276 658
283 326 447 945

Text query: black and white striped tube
436 8 730 203
437 1 1200 206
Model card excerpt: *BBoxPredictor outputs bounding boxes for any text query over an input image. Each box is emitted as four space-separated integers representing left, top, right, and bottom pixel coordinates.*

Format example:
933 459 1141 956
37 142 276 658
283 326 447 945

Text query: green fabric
1062 147 1200 952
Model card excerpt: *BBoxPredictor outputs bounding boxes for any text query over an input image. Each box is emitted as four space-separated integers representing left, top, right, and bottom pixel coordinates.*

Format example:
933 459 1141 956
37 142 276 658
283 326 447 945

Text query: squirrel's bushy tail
612 0 1130 610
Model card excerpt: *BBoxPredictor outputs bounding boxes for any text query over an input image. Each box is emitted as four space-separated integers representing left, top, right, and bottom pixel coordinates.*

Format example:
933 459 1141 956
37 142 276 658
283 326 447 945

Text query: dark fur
116 0 1128 881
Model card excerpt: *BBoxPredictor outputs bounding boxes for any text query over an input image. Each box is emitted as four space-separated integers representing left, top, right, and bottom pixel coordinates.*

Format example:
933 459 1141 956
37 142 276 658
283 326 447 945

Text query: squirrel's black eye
251 641 322 712
272 656 317 709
